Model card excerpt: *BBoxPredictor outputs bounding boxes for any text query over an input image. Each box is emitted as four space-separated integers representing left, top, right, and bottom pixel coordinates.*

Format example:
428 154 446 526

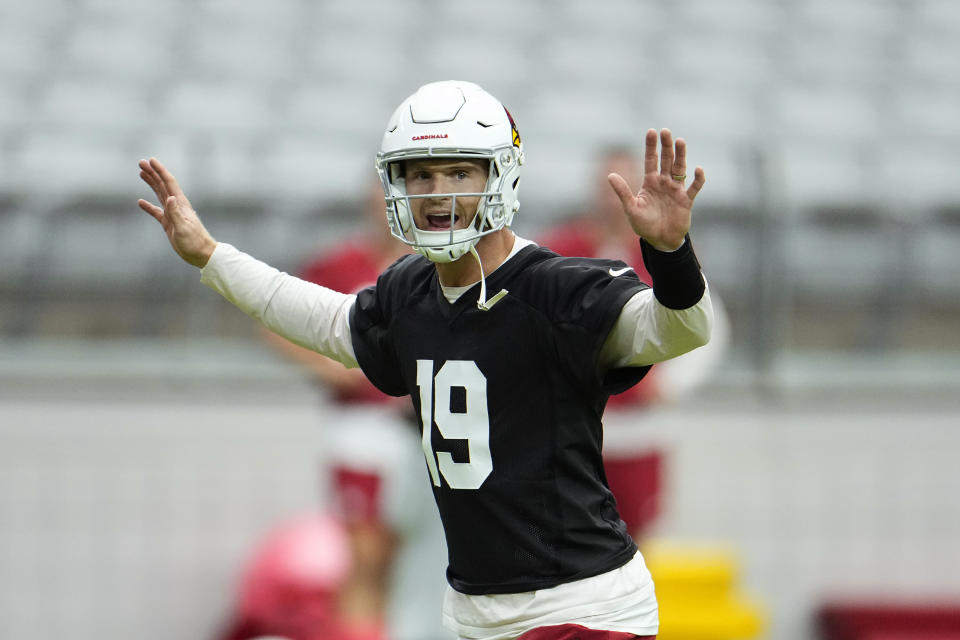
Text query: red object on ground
818 601 960 640
515 623 655 639
603 451 662 537
217 513 352 640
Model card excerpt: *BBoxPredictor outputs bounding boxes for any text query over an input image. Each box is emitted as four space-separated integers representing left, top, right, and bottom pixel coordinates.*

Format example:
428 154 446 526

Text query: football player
138 80 713 640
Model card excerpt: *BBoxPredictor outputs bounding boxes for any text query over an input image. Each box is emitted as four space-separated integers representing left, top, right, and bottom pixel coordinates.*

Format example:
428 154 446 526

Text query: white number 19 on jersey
416 359 492 490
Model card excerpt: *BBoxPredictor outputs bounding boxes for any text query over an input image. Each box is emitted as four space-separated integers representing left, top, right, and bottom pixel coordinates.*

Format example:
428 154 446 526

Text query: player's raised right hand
137 157 217 268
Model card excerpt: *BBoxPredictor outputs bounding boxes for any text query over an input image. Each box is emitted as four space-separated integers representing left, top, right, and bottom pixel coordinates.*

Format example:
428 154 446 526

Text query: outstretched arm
137 157 359 367
137 158 217 267
601 129 712 367
607 128 705 251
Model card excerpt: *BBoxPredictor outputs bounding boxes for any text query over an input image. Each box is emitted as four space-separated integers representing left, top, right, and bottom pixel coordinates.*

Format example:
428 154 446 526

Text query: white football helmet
376 80 524 263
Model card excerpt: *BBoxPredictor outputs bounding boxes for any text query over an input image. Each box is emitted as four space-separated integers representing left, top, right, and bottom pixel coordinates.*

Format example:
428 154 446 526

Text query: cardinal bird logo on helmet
505 108 521 148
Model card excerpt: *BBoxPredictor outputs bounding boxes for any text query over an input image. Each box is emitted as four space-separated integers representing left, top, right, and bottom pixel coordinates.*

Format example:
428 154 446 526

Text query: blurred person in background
217 512 353 640
138 80 713 640
538 147 729 541
254 178 451 640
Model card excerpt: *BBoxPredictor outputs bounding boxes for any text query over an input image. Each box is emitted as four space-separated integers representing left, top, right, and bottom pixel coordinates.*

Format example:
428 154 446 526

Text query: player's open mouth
426 214 458 230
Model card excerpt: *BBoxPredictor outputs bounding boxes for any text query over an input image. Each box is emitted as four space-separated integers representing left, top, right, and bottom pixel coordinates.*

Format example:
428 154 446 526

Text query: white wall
1 343 959 640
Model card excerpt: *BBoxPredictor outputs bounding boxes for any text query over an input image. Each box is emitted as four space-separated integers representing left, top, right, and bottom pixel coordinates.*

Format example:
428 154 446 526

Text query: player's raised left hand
607 128 705 252
137 157 217 268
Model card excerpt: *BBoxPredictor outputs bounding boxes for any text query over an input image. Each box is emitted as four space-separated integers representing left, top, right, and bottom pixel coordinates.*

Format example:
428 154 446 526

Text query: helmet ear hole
379 161 414 236
392 201 411 233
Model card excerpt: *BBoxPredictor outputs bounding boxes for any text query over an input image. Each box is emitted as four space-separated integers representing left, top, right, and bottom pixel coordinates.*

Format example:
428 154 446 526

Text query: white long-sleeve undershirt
200 242 359 367
200 239 713 372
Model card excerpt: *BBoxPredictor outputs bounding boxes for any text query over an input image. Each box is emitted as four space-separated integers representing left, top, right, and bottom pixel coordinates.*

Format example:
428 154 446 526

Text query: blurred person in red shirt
538 146 729 541
253 179 451 640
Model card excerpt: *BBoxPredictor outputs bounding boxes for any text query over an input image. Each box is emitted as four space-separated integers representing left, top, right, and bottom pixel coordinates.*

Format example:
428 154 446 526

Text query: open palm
608 128 705 252
137 157 217 268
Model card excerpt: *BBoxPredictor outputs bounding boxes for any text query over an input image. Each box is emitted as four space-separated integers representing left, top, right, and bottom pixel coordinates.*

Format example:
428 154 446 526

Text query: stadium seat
877 140 960 208
132 133 196 189
523 87 641 148
75 0 188 29
13 132 133 199
791 0 900 38
192 0 306 32
259 135 372 204
649 86 764 145
537 35 656 93
0 0 71 28
660 33 776 91
900 34 960 90
412 35 535 101
913 211 960 299
283 84 395 143
0 77 31 136
514 138 596 221
184 27 301 84
431 0 544 32
556 0 665 39
673 0 781 37
191 139 269 202
913 0 960 36
304 31 400 86
0 24 52 80
0 201 39 288
891 87 960 140
32 78 150 134
61 22 176 82
773 139 882 212
780 30 893 91
39 197 159 288
161 82 279 136
773 86 882 143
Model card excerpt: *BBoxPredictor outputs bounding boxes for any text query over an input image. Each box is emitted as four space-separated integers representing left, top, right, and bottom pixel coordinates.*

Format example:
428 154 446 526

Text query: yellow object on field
642 540 767 640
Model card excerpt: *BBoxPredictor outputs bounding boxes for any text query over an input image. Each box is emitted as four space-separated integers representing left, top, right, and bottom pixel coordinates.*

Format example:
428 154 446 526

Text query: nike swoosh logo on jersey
608 267 633 277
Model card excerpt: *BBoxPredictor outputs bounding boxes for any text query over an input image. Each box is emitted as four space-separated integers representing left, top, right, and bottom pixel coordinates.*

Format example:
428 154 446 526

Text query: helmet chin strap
468 244 508 311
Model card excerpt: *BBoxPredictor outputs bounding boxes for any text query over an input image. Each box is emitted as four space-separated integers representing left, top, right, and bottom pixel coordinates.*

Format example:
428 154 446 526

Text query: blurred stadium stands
1 1 959 639
0 0 958 353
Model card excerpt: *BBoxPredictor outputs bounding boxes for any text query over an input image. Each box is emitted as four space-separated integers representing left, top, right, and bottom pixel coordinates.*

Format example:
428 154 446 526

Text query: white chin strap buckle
478 288 508 311
469 244 508 311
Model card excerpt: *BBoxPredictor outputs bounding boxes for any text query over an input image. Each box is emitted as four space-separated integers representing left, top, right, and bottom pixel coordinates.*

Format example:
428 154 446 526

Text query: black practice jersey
349 244 651 595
